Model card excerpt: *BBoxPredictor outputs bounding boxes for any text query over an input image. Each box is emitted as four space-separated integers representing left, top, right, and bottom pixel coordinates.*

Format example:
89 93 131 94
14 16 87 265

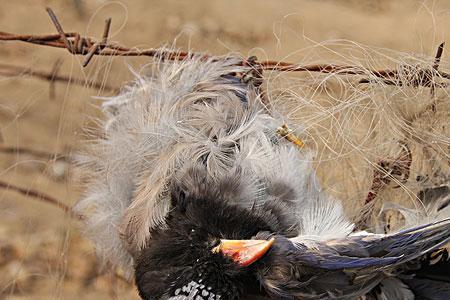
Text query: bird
134 165 289 299
135 169 450 300
76 52 450 299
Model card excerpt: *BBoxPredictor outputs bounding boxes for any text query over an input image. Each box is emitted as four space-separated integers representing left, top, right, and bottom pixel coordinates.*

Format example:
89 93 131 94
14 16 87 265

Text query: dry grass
1 1 450 299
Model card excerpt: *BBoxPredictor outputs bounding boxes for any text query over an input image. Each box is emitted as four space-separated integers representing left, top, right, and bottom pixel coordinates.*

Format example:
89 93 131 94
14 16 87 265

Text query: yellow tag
276 124 305 149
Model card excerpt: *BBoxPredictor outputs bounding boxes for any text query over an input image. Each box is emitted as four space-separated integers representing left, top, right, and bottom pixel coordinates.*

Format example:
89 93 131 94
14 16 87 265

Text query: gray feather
76 54 316 273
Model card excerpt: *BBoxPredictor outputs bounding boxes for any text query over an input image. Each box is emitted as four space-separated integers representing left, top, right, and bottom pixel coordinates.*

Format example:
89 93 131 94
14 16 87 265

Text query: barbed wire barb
0 7 448 91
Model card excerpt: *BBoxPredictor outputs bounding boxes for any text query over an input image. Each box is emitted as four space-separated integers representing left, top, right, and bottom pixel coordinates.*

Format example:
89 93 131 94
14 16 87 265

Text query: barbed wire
0 7 449 89
0 179 134 284
0 144 68 161
0 7 446 225
0 62 118 92
0 179 83 220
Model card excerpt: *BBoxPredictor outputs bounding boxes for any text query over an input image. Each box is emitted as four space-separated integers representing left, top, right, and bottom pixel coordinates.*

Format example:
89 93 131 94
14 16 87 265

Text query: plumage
254 218 450 299
135 171 288 299
76 53 313 275
366 185 450 299
77 52 450 299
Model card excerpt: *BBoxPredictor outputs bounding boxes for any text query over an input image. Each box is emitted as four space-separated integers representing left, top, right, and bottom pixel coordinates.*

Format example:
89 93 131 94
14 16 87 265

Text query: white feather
377 184 450 232
76 53 343 274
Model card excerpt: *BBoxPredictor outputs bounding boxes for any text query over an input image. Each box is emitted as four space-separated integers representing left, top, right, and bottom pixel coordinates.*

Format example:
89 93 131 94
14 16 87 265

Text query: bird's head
134 167 275 300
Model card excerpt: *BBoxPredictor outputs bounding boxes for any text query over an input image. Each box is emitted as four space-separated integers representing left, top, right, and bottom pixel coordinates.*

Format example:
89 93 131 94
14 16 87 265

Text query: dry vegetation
1 0 450 299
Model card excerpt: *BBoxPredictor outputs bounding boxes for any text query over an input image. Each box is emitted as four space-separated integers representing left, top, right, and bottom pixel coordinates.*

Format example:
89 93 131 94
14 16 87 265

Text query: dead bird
135 167 450 300
77 53 310 299
76 52 450 299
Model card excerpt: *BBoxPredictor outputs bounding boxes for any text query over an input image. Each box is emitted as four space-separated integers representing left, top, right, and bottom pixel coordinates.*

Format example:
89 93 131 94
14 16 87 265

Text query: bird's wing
290 218 450 270
257 220 450 299
256 237 386 299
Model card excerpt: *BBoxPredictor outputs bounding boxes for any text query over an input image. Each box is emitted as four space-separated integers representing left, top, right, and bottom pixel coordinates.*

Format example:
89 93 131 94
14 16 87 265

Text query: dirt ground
1 1 450 299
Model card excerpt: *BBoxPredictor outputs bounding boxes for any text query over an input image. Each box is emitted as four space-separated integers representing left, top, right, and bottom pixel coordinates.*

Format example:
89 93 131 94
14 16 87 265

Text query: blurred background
1 1 450 299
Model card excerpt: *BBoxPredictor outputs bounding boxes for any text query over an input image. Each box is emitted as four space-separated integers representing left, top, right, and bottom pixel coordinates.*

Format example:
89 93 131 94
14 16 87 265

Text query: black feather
135 167 283 300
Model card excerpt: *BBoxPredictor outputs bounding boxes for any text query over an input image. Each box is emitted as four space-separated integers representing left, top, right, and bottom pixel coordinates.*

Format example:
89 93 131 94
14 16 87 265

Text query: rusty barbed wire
0 7 445 229
0 179 83 220
0 144 69 161
0 179 133 284
0 7 449 89
0 7 190 62
0 62 118 92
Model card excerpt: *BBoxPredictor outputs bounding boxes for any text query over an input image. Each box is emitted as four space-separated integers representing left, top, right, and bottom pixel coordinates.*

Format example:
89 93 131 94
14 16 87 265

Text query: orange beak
212 238 274 267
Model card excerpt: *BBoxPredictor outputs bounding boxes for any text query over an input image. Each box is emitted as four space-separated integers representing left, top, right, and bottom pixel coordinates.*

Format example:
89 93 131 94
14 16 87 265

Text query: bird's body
77 54 327 271
77 53 450 299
